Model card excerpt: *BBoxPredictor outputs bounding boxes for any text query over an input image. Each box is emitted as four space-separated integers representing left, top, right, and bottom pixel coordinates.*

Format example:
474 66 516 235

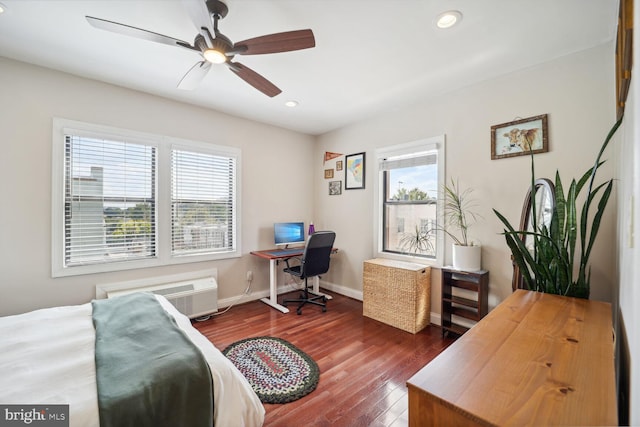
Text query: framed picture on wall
491 114 549 160
345 152 366 189
336 160 343 171
329 180 342 195
324 168 334 179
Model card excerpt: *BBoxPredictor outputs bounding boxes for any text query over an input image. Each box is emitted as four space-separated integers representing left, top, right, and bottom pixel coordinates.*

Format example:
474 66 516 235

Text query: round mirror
512 178 555 291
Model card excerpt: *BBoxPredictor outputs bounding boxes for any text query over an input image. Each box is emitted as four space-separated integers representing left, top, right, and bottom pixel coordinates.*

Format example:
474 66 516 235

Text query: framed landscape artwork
491 114 549 160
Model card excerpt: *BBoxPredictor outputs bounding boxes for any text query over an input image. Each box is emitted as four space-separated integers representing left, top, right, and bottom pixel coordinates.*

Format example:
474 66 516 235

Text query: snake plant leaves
494 116 622 298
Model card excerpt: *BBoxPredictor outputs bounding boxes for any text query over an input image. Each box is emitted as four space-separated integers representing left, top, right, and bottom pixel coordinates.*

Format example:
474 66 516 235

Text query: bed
0 293 265 427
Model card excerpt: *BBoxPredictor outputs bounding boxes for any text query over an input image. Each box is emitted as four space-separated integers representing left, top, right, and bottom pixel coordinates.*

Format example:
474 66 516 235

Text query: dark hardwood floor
193 291 455 427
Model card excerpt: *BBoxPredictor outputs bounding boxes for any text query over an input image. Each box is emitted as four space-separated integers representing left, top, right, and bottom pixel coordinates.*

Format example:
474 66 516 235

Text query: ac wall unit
106 276 218 319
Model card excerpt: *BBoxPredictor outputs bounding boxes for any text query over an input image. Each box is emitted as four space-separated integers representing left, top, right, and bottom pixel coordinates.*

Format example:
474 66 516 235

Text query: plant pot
452 244 482 272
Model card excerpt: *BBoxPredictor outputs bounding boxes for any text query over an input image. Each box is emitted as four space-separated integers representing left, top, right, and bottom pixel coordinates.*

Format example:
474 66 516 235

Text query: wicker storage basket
363 258 431 333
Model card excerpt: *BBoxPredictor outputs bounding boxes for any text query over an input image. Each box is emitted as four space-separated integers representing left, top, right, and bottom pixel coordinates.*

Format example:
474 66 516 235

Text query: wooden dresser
407 289 617 426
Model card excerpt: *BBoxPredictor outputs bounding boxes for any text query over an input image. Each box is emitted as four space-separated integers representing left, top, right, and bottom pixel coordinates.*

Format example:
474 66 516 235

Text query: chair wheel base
282 290 327 315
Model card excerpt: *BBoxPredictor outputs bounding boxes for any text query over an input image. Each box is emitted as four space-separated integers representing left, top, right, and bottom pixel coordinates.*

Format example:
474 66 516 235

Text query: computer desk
250 247 338 313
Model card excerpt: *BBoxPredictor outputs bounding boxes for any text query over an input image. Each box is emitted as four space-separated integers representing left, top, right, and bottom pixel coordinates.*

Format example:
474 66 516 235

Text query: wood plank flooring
193 291 455 427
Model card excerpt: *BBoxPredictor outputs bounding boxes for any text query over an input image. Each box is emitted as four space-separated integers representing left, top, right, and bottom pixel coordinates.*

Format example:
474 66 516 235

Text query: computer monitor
274 222 305 247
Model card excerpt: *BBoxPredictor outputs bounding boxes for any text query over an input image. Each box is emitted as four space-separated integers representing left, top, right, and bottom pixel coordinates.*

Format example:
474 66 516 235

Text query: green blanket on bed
92 293 213 427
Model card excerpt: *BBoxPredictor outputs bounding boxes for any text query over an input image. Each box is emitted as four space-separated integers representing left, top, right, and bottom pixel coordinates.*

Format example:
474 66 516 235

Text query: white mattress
0 295 265 427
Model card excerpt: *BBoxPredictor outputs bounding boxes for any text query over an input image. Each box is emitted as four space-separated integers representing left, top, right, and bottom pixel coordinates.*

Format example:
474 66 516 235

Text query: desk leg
311 276 333 300
260 258 290 313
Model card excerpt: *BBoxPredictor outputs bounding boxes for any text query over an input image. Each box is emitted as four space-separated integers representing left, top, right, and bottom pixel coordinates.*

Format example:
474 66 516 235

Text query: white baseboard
430 313 441 326
218 280 442 327
322 279 442 326
217 289 269 308
319 279 363 300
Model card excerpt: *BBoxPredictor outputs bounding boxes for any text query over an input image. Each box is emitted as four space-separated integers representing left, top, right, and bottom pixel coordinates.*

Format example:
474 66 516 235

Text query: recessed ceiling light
0 3 7 14
436 10 462 29
285 100 298 108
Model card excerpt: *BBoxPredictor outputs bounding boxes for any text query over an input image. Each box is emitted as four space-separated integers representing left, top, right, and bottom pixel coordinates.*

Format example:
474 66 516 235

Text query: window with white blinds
64 135 156 266
171 148 236 256
52 118 241 277
374 136 445 264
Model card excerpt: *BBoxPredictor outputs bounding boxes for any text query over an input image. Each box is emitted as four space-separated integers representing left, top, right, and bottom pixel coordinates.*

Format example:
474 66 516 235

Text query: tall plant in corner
493 117 623 298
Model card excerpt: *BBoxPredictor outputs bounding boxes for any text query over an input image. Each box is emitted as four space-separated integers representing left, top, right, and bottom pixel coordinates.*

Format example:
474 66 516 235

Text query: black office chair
282 231 336 315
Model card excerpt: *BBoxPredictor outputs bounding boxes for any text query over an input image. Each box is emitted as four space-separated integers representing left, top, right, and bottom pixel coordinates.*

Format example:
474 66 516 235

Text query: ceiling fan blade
86 16 192 49
227 62 282 97
181 0 213 34
178 61 212 90
231 29 315 56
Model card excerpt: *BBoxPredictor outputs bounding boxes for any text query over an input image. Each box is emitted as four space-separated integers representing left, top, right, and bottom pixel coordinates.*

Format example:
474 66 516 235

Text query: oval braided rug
222 336 320 404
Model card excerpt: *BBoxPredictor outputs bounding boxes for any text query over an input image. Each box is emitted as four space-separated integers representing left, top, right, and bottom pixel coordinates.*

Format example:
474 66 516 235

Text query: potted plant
493 117 622 298
442 178 482 271
397 179 481 269
399 224 435 255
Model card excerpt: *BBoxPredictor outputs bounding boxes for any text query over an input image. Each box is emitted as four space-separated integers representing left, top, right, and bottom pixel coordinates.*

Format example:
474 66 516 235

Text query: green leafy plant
398 179 480 255
399 224 435 254
493 117 622 298
442 178 482 246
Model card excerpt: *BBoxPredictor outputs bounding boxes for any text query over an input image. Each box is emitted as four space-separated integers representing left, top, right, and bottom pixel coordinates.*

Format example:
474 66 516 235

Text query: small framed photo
329 180 342 195
491 114 549 160
345 152 366 190
324 168 334 179
336 160 343 171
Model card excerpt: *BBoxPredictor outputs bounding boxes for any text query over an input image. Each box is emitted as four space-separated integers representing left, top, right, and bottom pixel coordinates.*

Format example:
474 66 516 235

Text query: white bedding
0 295 265 427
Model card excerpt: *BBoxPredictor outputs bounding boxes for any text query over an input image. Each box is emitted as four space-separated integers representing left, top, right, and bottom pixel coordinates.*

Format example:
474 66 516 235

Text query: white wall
315 44 617 314
615 0 640 422
0 57 315 316
0 44 619 318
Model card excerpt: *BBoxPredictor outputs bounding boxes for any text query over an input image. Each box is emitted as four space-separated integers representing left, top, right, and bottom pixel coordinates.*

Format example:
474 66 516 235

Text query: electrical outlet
246 270 253 282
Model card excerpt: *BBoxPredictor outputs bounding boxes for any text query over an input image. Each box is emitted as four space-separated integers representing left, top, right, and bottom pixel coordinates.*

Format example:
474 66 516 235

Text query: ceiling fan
86 0 315 97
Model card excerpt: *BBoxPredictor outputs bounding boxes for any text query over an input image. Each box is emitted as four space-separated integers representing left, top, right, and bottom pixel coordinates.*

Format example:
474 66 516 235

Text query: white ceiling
0 0 618 135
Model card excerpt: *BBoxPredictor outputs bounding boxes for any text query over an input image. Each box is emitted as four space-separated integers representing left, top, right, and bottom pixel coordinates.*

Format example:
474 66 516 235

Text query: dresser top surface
408 289 616 426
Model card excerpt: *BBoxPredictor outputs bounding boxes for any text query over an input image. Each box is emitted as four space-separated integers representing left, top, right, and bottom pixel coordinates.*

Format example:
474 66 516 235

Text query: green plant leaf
493 117 622 299
584 180 613 263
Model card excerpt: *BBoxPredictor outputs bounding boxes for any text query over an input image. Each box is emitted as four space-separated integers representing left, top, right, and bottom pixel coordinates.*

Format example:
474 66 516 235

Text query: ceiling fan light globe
204 49 227 64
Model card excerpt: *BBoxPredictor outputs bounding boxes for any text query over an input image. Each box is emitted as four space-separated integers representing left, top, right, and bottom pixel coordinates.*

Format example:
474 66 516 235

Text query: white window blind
379 152 438 171
64 135 156 266
53 118 242 277
171 148 236 256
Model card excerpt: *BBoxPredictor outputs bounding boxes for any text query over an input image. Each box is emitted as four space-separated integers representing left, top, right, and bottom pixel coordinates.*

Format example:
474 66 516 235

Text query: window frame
52 118 241 277
373 136 445 265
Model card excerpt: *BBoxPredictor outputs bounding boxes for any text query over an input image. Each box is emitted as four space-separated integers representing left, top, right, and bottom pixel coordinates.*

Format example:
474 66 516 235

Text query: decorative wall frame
345 152 366 189
324 168 334 179
336 160 343 171
491 114 549 160
615 0 633 119
329 180 342 195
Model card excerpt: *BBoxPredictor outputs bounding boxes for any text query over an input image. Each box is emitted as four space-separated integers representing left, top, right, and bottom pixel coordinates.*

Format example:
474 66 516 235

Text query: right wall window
375 136 445 264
